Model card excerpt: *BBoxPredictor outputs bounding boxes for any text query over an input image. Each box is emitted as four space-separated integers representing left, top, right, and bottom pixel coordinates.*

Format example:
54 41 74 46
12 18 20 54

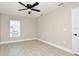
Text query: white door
72 7 79 55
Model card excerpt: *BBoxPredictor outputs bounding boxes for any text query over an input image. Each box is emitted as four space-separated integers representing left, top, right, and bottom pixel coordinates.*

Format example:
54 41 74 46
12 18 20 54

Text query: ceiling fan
18 2 40 14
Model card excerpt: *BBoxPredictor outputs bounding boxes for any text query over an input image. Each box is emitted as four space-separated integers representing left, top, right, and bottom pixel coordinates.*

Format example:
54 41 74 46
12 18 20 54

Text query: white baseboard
37 38 73 54
0 38 37 45
0 38 73 54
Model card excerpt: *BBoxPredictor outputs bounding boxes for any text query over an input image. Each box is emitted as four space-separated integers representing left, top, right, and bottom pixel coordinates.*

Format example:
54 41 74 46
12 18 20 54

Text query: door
72 7 79 55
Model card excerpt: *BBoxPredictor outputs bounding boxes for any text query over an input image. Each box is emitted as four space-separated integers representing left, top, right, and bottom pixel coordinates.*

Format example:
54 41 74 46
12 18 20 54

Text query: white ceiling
0 2 67 18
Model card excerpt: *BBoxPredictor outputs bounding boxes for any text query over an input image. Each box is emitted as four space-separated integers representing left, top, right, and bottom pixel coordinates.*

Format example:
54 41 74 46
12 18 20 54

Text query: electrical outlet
64 28 67 31
64 41 66 45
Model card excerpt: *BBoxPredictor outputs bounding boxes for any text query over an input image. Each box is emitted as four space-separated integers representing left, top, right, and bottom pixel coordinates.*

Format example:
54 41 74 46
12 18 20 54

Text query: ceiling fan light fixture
28 11 31 14
27 9 31 12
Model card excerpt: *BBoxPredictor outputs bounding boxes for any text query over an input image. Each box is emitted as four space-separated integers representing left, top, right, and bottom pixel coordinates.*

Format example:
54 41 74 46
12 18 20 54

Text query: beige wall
0 14 1 40
37 3 79 50
0 14 36 42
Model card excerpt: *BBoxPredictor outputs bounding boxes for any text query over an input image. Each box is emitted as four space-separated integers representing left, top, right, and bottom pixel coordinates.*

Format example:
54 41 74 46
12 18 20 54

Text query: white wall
0 14 36 42
37 3 79 50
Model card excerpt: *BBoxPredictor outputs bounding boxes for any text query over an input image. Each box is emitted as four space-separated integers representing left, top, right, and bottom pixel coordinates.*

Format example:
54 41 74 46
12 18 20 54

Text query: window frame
9 20 21 37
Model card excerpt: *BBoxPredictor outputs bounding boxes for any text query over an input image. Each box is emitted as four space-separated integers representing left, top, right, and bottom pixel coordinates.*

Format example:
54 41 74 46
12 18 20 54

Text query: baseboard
0 38 37 45
37 38 73 54
0 38 73 54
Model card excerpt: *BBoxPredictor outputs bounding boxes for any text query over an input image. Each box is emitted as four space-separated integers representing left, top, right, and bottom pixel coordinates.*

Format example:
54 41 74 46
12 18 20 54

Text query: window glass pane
10 20 20 37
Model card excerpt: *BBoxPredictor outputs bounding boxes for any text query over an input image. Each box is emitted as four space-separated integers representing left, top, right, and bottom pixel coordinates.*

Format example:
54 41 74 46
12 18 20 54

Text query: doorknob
73 34 77 36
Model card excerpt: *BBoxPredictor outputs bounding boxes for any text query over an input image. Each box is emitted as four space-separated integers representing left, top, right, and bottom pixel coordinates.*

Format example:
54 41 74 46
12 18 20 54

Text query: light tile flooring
0 40 74 56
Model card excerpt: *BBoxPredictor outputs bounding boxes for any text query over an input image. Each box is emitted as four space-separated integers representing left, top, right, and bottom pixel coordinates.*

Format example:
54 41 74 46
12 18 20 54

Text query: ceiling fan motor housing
27 4 32 9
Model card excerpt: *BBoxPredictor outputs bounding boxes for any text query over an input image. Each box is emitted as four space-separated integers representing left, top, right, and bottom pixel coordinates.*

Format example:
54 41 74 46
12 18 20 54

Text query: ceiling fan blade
18 9 27 11
18 2 27 7
31 2 39 8
31 9 40 12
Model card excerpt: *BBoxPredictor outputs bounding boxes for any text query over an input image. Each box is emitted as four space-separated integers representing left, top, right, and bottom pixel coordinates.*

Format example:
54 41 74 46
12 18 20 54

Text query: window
10 20 21 37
